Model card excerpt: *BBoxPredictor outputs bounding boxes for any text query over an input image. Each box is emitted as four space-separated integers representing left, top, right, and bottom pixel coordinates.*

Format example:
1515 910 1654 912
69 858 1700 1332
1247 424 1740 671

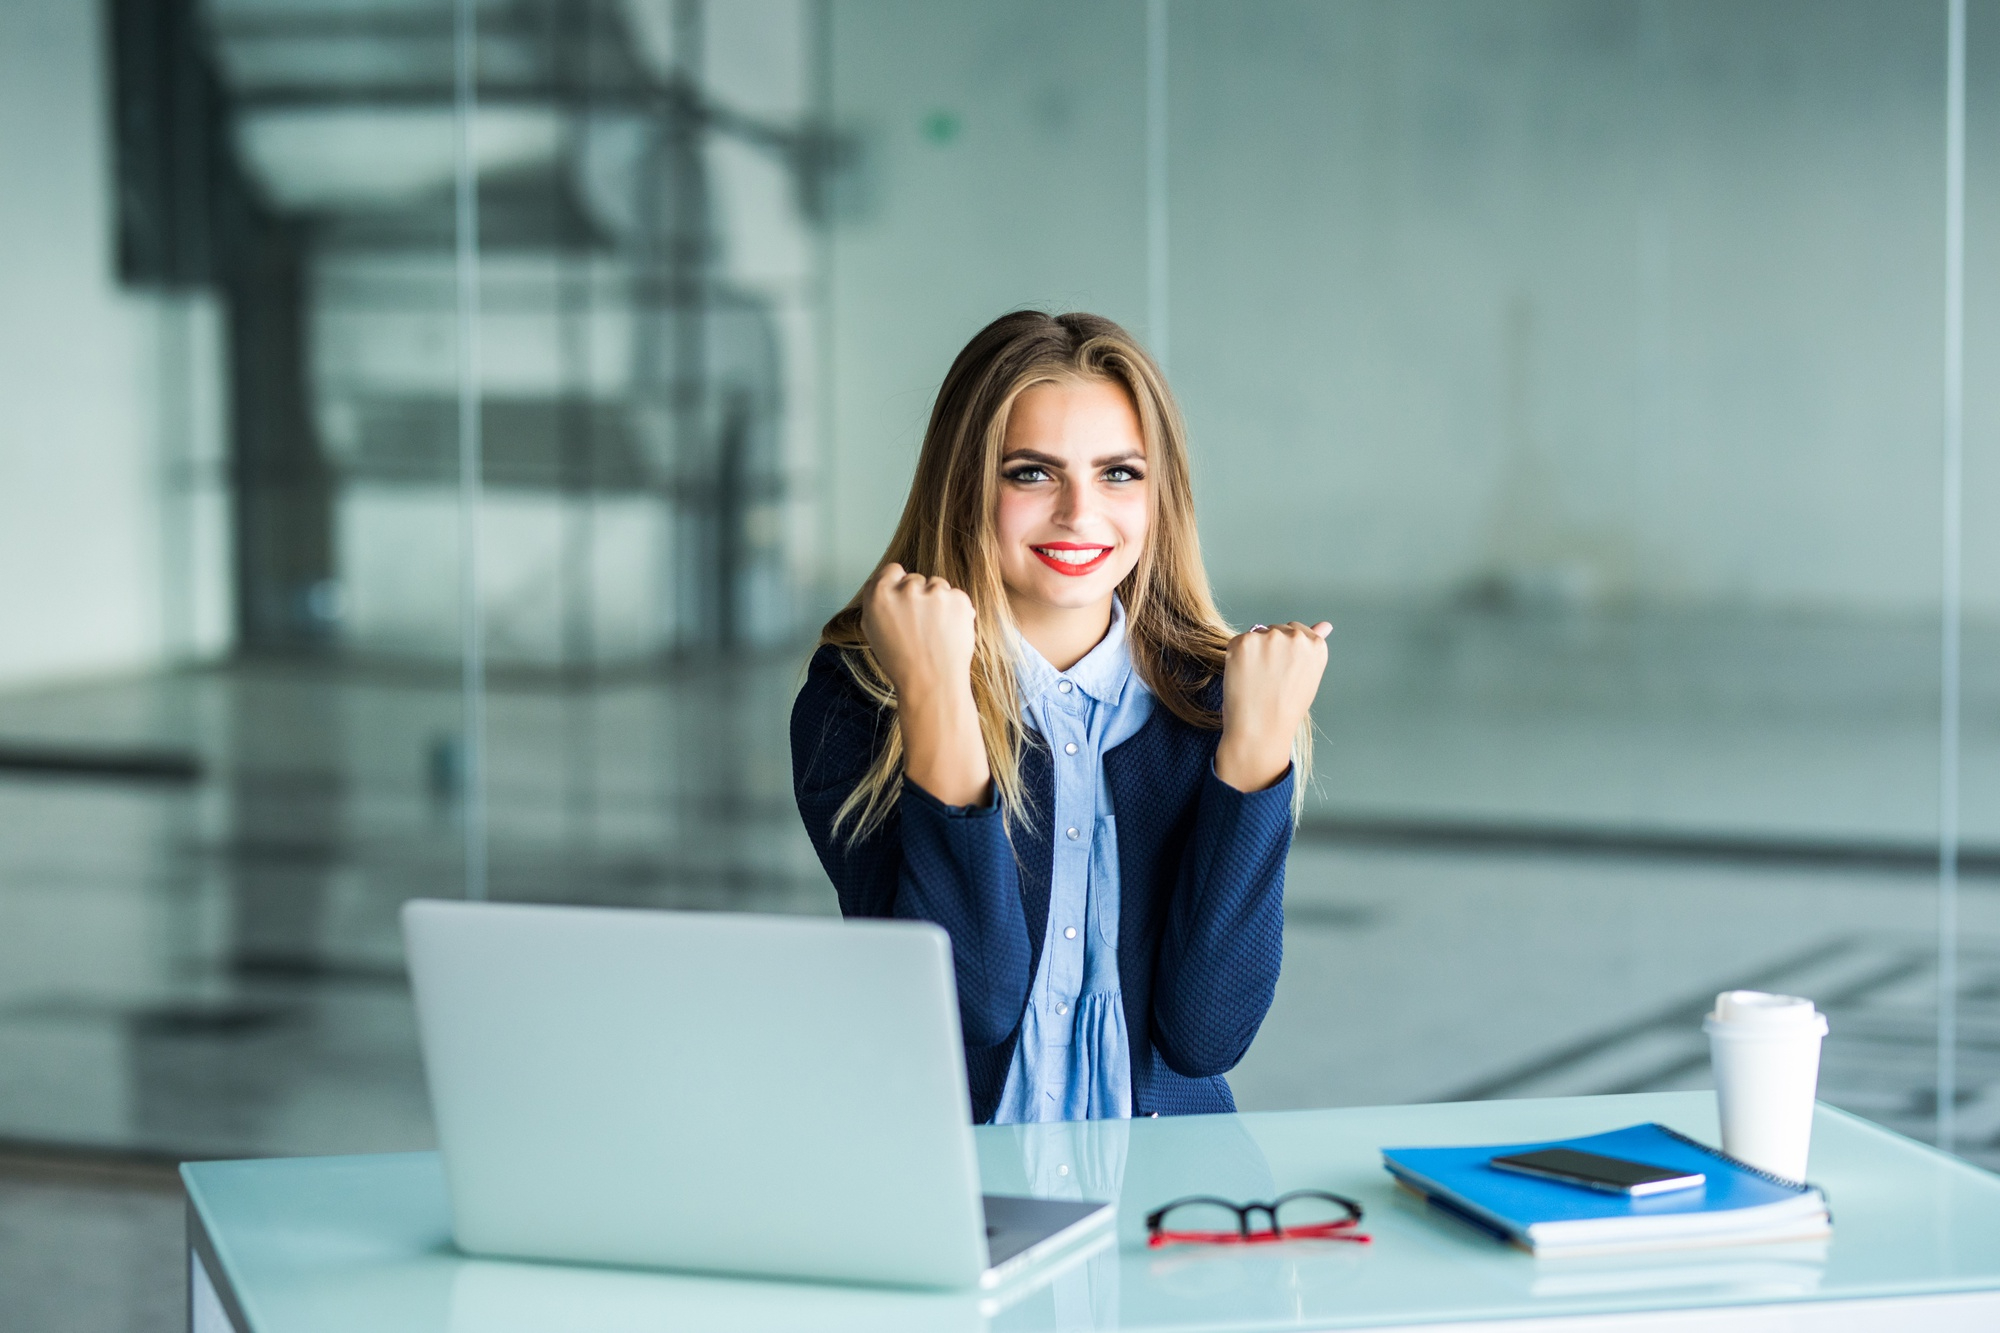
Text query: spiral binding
1650 1121 1823 1197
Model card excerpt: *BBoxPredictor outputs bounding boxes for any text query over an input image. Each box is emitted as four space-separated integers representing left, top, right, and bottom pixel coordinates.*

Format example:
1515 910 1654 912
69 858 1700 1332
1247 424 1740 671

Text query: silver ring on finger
1250 624 1269 633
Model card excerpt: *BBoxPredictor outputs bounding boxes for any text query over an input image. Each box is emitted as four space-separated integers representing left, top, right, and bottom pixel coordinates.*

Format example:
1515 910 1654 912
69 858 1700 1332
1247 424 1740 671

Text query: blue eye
1006 466 1049 483
1104 466 1142 483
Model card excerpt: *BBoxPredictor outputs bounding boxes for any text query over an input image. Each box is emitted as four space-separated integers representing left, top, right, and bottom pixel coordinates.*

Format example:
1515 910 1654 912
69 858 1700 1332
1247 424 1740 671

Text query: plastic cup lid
1707 989 1827 1033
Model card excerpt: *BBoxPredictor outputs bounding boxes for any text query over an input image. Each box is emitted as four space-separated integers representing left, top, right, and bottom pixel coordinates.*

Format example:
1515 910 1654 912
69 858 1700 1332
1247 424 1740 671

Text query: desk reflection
982 1113 1309 1330
446 1257 990 1333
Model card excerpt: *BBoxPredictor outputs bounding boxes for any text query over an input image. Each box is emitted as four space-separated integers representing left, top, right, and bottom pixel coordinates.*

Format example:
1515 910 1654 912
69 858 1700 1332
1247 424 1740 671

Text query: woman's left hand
1215 620 1331 793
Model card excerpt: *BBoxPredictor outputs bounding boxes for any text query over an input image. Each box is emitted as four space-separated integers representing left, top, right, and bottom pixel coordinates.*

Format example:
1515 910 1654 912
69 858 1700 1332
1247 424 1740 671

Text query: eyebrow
1001 448 1146 469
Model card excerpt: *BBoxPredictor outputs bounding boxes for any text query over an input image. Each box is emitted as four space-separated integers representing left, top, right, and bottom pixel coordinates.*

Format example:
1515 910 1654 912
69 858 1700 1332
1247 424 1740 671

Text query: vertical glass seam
1939 0 1966 1152
1146 0 1169 373
813 0 838 616
455 0 489 901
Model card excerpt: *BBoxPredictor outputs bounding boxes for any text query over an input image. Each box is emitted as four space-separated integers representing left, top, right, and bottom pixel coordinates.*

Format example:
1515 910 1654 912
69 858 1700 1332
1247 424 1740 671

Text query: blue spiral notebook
1382 1123 1831 1257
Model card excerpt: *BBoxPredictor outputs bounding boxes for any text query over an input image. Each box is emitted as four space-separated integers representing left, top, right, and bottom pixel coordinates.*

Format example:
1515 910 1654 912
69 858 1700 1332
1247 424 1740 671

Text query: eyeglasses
1145 1190 1370 1248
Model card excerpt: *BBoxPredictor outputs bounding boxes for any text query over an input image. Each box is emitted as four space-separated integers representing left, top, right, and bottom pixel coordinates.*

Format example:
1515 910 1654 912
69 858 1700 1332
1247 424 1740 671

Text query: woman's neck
1010 594 1114 673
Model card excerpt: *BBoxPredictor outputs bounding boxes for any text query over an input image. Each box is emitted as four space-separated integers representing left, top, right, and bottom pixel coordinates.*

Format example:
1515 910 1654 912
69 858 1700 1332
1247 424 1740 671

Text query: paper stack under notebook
1382 1123 1831 1258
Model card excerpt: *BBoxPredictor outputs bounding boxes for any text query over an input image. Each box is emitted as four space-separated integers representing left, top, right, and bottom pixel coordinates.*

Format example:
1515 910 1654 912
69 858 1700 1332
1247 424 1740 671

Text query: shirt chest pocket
1089 814 1120 947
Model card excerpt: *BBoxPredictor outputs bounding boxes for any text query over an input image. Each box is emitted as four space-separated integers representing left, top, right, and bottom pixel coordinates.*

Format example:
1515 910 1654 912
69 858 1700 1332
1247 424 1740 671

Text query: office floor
1 605 1995 1332
0 1159 183 1333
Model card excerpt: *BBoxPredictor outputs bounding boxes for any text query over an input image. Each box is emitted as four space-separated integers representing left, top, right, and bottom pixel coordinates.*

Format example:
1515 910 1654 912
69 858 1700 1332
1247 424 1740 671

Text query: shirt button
1064 742 1078 755
1057 680 1073 694
1057 1003 1069 1016
1066 826 1080 840
1065 926 1077 939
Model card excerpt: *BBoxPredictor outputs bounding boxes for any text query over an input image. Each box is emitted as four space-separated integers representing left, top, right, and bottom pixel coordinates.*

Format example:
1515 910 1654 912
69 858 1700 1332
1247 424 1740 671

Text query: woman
790 310 1329 1123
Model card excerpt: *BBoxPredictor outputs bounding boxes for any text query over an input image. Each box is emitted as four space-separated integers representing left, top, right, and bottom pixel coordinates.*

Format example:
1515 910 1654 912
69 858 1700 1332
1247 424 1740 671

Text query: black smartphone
1489 1148 1705 1196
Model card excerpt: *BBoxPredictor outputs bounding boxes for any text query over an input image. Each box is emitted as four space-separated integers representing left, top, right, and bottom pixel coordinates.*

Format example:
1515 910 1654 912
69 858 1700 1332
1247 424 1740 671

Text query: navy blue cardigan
789 646 1293 1122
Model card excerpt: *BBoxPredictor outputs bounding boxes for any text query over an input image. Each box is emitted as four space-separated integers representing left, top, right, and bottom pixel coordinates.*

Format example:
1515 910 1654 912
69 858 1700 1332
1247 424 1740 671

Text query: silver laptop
402 899 1113 1289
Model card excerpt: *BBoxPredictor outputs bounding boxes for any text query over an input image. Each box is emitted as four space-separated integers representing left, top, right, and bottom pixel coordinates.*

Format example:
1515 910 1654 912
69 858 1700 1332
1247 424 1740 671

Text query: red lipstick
1030 542 1113 577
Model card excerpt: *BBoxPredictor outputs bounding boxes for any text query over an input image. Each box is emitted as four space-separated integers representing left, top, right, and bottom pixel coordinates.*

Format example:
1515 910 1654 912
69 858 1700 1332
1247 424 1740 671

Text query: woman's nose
1052 480 1094 527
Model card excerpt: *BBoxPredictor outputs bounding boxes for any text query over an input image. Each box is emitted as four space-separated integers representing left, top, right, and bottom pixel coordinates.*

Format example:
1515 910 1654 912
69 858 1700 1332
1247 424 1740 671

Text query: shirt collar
1015 598 1135 707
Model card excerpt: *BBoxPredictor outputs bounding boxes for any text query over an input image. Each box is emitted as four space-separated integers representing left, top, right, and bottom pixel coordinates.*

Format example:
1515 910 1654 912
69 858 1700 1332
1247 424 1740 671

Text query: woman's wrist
899 681 992 807
1213 727 1292 793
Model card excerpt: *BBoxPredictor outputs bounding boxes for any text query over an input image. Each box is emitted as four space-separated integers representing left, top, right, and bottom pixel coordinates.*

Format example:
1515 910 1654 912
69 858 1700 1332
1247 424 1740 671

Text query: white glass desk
182 1091 2000 1332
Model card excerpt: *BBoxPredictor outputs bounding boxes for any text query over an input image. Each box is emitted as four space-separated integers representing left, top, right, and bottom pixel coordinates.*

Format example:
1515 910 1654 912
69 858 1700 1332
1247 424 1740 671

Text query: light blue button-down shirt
993 599 1154 1123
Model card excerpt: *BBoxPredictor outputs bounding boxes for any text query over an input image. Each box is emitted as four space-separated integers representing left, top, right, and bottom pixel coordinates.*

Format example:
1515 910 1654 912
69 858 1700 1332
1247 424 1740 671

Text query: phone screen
1489 1148 1704 1195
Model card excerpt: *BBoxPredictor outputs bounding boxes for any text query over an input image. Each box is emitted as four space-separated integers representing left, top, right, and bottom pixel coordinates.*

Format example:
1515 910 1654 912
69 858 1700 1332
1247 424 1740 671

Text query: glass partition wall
0 0 1986 1176
0 0 471 1157
1152 0 1978 1157
821 0 1989 1167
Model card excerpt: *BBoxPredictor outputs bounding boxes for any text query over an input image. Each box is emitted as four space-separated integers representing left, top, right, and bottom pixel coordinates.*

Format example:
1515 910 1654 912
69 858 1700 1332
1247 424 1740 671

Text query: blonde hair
819 310 1311 842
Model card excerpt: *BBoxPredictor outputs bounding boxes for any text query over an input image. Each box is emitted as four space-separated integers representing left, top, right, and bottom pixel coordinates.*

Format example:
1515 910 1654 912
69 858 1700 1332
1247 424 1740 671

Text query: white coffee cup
1703 990 1828 1182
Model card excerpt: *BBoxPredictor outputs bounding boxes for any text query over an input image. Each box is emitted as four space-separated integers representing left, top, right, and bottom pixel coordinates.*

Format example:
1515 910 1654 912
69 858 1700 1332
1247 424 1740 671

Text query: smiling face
994 377 1151 635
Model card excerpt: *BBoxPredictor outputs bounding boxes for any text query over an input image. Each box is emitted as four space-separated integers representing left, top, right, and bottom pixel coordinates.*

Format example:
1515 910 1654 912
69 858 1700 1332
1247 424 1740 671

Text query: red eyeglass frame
1144 1190 1373 1248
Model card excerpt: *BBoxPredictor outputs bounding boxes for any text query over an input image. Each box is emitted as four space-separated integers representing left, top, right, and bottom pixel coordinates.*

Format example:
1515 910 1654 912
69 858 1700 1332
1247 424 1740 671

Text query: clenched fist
862 564 991 806
862 563 977 701
1214 620 1332 793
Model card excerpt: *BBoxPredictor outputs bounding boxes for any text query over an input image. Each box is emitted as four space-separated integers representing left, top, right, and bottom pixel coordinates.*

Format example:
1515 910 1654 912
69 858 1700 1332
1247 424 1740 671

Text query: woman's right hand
862 564 991 806
861 563 977 700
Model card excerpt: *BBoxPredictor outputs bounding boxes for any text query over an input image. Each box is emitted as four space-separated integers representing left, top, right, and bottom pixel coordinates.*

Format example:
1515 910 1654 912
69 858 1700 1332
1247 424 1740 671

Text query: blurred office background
1 3 1997 1318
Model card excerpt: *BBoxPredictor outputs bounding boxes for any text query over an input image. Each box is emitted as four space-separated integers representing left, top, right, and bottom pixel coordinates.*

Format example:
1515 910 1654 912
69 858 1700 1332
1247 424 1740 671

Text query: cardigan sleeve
1149 759 1294 1078
789 648 1032 1048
